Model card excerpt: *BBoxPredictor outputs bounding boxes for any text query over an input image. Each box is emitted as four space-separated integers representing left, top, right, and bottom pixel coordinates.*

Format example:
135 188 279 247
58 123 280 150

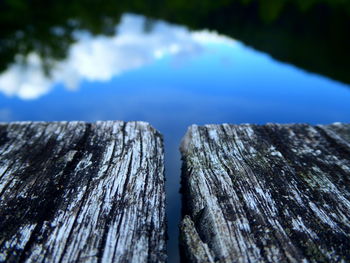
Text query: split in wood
1 121 350 262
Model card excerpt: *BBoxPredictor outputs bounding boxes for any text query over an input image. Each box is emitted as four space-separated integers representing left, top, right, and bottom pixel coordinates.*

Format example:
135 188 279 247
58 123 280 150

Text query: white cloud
0 13 236 100
191 30 236 45
0 54 52 99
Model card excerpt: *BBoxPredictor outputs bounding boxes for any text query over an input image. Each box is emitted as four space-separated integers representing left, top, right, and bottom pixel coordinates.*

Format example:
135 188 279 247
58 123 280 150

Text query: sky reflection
0 13 349 263
0 14 234 100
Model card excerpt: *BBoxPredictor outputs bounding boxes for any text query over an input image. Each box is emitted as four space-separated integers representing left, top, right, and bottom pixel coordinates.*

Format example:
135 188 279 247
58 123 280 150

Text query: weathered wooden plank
0 121 166 263
180 123 350 263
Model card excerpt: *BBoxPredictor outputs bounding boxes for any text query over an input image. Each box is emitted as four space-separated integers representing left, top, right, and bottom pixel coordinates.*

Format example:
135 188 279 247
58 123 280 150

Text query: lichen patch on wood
180 123 350 263
0 121 166 263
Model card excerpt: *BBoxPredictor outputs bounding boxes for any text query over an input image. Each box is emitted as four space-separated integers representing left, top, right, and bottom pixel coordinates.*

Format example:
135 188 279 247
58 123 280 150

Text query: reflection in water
0 14 233 99
1 1 350 262
0 0 349 84
1 13 349 262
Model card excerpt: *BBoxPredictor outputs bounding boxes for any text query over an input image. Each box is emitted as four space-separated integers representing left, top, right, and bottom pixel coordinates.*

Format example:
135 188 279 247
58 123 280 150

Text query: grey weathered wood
180 123 350 263
0 121 166 263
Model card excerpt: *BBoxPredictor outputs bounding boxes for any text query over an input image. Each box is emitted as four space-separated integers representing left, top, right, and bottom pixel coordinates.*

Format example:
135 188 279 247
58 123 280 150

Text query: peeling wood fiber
180 123 350 263
0 121 166 263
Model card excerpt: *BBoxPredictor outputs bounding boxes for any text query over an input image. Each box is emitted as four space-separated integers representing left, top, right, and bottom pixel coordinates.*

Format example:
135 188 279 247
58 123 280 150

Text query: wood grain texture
0 121 166 263
180 123 350 263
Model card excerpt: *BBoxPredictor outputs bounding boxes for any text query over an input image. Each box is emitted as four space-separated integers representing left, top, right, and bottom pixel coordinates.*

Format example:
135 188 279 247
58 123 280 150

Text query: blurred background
0 0 349 262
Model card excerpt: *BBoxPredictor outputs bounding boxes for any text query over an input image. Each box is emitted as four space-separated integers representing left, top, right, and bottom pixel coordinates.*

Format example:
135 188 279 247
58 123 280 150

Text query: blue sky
1 40 348 125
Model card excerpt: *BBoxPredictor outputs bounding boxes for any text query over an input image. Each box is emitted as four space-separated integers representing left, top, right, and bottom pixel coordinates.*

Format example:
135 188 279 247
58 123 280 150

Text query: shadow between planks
0 121 350 263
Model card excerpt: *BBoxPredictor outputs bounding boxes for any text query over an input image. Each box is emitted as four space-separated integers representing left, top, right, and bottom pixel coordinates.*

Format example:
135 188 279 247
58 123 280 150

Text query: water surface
0 5 349 263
